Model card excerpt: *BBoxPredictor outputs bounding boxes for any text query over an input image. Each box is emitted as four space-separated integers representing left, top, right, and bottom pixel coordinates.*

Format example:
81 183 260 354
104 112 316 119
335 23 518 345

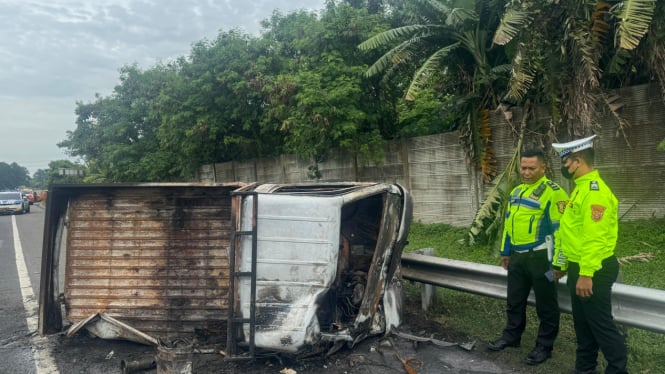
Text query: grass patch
403 217 665 373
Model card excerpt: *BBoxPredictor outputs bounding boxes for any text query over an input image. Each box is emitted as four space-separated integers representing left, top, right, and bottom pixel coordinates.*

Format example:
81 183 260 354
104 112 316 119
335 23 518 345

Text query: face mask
560 165 575 179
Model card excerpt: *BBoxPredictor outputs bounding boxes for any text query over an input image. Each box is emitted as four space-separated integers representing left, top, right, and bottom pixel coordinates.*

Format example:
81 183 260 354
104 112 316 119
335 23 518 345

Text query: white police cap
552 135 597 160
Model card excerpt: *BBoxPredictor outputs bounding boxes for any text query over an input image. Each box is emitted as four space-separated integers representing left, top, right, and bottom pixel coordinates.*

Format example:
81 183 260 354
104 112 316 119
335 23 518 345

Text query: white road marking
12 215 60 374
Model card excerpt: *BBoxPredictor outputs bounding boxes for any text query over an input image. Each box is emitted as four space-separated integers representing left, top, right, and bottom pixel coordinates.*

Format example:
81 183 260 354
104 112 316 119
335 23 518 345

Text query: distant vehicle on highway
0 191 30 214
20 189 40 204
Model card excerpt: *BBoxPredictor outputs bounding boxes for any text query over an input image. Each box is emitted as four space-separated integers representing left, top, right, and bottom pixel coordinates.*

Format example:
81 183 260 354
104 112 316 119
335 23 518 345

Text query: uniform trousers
567 257 627 374
501 249 559 348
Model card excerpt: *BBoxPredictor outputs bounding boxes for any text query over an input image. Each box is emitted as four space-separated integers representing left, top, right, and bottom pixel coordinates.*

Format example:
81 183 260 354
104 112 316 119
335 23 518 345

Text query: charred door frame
39 184 73 334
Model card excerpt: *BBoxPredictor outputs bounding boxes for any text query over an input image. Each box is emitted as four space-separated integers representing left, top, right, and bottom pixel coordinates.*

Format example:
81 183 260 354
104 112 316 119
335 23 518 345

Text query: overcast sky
0 0 325 175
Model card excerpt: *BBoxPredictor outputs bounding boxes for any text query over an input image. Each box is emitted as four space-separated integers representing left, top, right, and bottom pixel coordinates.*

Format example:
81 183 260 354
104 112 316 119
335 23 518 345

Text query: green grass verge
403 217 665 373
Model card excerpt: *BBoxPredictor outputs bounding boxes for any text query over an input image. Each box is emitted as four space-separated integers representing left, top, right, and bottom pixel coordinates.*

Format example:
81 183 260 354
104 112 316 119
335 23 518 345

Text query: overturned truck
38 182 412 357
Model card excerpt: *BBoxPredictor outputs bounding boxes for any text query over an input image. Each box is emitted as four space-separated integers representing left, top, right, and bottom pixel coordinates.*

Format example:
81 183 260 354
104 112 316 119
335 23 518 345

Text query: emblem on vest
591 204 606 221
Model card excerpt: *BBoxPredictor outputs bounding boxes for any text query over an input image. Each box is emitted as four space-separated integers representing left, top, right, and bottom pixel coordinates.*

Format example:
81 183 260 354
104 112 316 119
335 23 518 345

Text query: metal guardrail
401 252 665 335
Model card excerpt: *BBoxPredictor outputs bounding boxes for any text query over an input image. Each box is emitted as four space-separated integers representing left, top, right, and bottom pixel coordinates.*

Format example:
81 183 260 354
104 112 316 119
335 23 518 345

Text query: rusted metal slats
64 188 233 339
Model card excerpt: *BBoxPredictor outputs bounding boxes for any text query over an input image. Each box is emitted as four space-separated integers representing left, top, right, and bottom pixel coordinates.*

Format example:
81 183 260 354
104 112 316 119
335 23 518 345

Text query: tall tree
359 0 665 244
359 0 511 181
60 64 178 182
58 3 411 183
493 0 661 138
0 162 30 189
479 0 662 244
156 29 289 178
31 169 48 190
260 4 397 175
470 0 662 241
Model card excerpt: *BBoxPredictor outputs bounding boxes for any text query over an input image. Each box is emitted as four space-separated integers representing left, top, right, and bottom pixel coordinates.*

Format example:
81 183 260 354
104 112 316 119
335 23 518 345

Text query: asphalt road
0 204 45 374
0 202 516 374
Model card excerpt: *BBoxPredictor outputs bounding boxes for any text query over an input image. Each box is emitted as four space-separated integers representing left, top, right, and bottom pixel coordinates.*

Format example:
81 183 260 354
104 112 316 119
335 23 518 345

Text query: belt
512 241 548 254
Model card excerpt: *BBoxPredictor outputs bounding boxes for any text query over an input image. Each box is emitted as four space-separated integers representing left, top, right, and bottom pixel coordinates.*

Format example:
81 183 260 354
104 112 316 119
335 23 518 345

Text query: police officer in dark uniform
488 149 569 366
552 135 628 374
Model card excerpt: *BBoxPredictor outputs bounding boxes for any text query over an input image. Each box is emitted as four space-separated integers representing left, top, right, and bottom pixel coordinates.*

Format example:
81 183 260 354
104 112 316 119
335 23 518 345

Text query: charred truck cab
38 182 412 358
228 182 412 357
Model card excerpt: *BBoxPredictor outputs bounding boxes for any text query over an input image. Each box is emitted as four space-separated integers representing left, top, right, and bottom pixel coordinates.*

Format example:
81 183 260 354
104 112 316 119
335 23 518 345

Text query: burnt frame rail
401 252 665 335
226 190 258 360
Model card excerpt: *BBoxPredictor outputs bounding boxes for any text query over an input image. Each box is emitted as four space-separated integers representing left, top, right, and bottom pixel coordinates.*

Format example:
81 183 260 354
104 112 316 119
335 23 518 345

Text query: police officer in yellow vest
552 135 627 374
488 149 568 366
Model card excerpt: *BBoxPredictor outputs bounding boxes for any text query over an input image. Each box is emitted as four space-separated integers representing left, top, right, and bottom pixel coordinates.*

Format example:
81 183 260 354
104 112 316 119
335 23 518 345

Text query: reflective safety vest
553 169 618 276
501 176 569 256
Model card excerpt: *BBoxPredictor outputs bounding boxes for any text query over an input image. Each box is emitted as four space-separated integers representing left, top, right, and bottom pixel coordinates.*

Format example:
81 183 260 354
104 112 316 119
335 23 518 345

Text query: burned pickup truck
38 182 412 358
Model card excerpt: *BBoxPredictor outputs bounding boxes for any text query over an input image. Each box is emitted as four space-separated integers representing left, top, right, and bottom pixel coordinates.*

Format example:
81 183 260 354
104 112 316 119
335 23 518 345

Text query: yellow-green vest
501 176 568 256
553 169 618 277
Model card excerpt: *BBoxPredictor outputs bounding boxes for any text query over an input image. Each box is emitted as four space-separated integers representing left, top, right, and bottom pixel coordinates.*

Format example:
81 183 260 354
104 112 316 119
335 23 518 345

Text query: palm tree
468 0 664 244
358 0 511 182
493 0 660 138
466 0 664 244
361 0 665 245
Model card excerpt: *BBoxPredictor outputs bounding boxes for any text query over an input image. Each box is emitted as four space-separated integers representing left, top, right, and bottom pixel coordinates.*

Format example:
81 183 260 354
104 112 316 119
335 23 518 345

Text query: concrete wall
199 83 665 226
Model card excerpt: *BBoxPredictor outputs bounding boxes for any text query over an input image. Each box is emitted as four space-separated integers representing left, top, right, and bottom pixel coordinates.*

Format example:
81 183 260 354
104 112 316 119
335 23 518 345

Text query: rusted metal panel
39 183 243 341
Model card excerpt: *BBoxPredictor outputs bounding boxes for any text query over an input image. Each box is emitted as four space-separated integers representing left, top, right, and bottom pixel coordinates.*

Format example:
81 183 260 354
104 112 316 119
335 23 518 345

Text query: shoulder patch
590 181 599 191
546 180 561 190
591 204 606 221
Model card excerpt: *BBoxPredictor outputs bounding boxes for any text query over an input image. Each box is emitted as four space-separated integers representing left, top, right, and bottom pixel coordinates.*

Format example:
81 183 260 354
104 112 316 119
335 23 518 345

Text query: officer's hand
500 256 510 270
576 276 593 298
552 269 566 280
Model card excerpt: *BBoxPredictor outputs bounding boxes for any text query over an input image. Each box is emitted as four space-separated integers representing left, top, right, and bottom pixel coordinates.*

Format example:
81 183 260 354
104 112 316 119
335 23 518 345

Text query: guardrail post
413 248 436 311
